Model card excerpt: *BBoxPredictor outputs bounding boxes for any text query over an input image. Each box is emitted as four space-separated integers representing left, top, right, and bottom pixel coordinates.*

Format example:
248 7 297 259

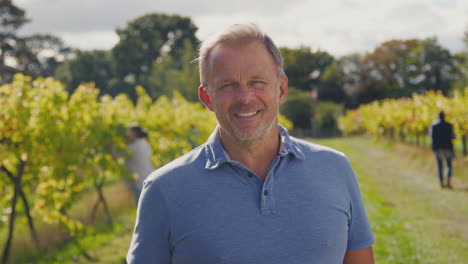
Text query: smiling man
127 24 375 264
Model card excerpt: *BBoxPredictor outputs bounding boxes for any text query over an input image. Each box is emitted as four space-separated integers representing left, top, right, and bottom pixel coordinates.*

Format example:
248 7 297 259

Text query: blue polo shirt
127 125 375 264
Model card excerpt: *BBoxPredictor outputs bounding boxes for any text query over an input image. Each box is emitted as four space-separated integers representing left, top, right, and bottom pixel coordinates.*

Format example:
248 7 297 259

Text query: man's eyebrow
251 75 266 79
214 79 233 85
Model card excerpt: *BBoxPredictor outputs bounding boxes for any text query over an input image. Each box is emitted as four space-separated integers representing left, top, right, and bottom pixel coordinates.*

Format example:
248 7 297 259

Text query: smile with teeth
235 111 259 118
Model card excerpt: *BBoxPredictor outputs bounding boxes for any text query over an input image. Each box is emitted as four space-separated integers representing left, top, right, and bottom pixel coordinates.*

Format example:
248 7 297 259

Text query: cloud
15 0 468 56
17 0 305 33
435 0 457 8
59 31 119 50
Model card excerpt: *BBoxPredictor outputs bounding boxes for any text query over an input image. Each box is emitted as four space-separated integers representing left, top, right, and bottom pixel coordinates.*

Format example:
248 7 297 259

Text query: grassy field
7 137 467 263
315 137 468 264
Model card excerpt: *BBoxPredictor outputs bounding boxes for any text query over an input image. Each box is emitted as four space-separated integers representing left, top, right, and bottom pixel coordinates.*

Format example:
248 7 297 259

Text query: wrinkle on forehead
206 41 278 87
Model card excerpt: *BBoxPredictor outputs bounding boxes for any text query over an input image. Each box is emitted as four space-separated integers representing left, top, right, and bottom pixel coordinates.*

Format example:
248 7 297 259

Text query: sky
15 0 468 56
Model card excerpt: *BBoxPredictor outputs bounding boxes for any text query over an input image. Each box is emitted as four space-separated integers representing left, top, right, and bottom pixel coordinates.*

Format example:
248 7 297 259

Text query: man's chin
232 128 267 142
220 122 276 143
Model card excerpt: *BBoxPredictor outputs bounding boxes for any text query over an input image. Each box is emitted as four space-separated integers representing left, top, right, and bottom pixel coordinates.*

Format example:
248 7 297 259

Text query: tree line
1 0 467 129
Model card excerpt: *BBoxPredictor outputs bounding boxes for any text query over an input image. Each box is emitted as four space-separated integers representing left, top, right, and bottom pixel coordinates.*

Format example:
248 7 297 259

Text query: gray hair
197 23 285 87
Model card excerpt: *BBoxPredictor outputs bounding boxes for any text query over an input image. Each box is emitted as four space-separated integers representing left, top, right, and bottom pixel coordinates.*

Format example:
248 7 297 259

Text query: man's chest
167 179 350 264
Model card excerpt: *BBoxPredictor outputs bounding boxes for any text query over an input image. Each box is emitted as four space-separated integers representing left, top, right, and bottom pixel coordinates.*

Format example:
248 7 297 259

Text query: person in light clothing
125 126 156 202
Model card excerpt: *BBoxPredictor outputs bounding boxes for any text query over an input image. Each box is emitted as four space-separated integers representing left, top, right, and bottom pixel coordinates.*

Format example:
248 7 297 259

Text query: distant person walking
429 111 456 189
125 126 156 202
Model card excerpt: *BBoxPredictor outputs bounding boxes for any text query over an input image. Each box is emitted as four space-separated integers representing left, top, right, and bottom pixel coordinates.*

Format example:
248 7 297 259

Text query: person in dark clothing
429 111 456 188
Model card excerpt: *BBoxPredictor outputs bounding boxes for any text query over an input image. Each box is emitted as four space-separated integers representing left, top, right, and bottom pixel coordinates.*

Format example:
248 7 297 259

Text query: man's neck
219 127 280 181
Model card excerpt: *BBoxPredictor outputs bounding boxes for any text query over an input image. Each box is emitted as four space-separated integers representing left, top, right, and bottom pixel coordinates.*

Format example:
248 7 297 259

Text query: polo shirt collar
204 124 305 170
278 125 305 160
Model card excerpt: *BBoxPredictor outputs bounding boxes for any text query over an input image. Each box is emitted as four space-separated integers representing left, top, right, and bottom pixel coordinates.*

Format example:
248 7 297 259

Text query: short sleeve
344 159 375 251
127 180 172 263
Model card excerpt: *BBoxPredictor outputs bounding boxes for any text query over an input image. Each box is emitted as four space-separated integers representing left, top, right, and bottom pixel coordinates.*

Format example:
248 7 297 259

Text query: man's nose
236 84 254 103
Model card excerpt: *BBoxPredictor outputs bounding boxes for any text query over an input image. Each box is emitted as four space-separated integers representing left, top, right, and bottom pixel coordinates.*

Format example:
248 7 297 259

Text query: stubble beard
218 98 280 143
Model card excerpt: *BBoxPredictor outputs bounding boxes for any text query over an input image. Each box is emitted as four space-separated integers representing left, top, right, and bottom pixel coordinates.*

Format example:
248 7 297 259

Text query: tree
281 46 334 92
147 39 199 101
354 38 455 105
280 87 314 129
0 75 129 263
0 1 70 83
56 50 115 95
318 61 346 103
0 0 29 82
20 34 72 77
337 54 364 108
359 39 421 101
418 37 455 95
452 26 468 93
111 13 199 100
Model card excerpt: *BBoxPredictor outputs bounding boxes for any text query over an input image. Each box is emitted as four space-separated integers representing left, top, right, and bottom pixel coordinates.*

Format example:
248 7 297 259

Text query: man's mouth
234 111 259 118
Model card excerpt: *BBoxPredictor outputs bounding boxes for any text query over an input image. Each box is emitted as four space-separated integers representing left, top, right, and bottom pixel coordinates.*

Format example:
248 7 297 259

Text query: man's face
199 41 288 142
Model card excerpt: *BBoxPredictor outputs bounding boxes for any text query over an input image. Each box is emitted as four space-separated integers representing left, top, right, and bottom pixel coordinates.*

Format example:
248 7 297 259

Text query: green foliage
278 114 294 131
111 13 198 101
355 38 455 105
55 50 114 96
0 74 219 262
55 14 201 103
452 27 468 94
318 61 346 103
339 88 468 153
147 39 199 101
132 87 217 167
280 87 313 129
0 75 127 240
314 101 343 130
318 137 468 263
281 47 334 91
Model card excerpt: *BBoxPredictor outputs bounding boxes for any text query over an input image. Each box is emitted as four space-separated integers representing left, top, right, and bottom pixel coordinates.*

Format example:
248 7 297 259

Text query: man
127 24 375 263
429 111 456 189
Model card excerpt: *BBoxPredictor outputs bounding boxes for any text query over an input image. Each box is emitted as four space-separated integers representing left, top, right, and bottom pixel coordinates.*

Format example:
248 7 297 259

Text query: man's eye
252 81 266 87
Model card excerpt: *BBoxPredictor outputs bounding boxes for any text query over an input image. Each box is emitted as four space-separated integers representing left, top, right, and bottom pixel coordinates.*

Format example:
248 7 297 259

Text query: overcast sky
16 0 467 56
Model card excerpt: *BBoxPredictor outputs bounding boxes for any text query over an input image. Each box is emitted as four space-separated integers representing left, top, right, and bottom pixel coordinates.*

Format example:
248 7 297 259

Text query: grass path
314 137 468 264
16 137 467 263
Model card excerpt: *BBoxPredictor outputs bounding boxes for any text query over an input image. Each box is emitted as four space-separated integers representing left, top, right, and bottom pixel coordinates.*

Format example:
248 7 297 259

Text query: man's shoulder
289 136 355 181
432 120 453 127
145 145 206 186
290 136 348 161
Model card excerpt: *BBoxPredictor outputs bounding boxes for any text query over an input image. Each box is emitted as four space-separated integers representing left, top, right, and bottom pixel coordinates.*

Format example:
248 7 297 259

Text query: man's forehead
209 41 259 60
208 42 274 69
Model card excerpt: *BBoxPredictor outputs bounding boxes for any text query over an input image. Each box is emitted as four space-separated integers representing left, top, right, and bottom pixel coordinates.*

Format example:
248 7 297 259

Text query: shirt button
263 190 269 196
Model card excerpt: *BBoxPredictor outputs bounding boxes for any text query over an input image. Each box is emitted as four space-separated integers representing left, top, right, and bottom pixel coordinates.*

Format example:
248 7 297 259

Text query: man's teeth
236 111 258 117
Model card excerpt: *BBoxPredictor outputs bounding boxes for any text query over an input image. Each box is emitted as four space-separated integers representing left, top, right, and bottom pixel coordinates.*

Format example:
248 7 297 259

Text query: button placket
226 162 258 186
260 184 274 215
260 156 281 215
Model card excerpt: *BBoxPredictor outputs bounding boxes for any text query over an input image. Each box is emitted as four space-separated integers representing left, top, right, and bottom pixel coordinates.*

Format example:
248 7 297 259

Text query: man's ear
199 85 214 111
279 75 288 104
